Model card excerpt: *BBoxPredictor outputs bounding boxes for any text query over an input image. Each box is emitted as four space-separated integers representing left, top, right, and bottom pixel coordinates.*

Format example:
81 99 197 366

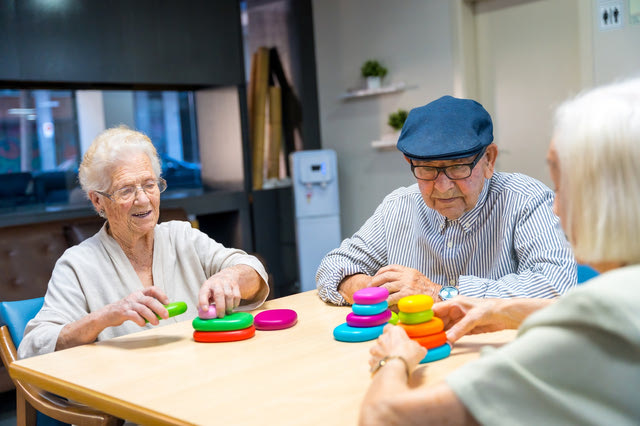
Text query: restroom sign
599 0 624 30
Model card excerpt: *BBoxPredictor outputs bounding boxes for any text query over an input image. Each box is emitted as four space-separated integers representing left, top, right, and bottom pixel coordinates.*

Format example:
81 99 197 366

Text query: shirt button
447 241 453 248
449 279 456 285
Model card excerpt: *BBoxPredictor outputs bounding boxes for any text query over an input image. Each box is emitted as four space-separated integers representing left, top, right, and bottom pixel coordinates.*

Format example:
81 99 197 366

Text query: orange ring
193 325 255 342
412 331 447 349
398 317 443 337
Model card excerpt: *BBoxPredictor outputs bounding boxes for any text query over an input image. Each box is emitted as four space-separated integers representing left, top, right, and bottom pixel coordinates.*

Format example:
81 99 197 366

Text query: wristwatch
438 286 459 301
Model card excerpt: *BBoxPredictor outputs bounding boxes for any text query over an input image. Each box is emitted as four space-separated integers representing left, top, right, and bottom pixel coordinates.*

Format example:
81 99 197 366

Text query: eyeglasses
410 148 487 181
97 178 167 203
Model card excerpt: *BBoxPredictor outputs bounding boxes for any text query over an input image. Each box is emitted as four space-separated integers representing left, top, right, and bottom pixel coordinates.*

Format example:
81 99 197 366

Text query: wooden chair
0 298 123 426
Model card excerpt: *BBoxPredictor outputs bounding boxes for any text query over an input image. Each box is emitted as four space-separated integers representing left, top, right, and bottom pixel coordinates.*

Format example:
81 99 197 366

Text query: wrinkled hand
369 325 427 372
370 264 440 307
103 287 170 327
432 296 504 343
198 266 243 318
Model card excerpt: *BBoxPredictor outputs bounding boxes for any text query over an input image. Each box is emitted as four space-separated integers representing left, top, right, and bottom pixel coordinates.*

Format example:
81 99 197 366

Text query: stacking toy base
333 323 385 342
419 343 451 364
193 326 256 342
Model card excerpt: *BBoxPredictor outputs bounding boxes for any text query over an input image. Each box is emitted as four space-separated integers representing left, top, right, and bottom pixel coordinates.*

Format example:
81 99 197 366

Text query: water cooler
291 149 342 292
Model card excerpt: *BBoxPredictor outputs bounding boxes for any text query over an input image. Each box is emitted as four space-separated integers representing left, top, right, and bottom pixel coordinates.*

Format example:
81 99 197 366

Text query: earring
98 209 106 218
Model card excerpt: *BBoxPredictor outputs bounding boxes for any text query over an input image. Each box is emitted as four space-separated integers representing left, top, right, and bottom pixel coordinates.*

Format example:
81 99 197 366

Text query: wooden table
10 291 516 425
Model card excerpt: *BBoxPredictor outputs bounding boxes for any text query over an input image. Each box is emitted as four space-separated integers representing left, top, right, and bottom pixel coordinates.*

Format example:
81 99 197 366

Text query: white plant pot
366 76 382 90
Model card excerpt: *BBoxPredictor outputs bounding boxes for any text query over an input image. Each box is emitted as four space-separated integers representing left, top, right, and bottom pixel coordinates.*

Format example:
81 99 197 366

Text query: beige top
18 220 269 359
448 264 640 425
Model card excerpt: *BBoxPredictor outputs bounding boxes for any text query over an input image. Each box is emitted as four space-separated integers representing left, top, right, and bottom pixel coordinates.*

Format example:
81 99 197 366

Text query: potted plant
388 109 408 132
361 60 388 90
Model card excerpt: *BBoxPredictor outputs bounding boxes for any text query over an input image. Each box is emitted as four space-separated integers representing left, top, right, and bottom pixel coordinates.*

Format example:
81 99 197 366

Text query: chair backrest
0 297 44 348
577 264 599 284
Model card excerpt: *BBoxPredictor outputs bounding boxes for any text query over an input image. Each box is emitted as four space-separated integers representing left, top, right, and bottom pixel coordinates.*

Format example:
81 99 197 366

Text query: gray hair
78 126 162 195
552 77 640 264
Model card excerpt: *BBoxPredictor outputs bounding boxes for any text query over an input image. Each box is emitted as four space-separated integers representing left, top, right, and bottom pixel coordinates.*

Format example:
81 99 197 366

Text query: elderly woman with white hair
360 78 640 425
19 127 269 358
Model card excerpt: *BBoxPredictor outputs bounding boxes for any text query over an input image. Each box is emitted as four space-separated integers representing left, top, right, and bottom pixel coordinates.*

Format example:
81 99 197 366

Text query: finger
432 300 454 317
232 284 241 310
123 309 147 327
142 286 170 305
139 295 169 320
369 272 400 287
213 286 226 318
375 264 403 275
224 283 234 314
135 303 160 326
444 315 478 342
198 283 213 311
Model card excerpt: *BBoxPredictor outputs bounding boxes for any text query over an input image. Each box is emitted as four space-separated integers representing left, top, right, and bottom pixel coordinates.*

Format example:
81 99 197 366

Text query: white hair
78 126 162 194
552 77 640 264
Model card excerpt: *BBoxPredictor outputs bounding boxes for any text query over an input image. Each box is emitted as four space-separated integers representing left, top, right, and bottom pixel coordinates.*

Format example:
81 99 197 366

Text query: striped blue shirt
316 172 577 305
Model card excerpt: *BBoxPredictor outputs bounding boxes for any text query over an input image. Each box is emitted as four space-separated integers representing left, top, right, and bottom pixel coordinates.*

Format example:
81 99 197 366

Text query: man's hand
370 264 440 306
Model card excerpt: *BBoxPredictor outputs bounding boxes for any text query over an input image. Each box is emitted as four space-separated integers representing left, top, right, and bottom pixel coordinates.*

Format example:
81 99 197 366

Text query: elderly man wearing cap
316 95 576 307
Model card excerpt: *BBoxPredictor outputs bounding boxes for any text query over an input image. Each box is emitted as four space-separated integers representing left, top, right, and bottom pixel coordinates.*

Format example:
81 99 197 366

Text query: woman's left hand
369 324 427 372
198 266 243 318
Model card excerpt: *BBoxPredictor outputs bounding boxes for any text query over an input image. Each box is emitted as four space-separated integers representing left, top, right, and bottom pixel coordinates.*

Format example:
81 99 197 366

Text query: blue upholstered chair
0 298 123 426
577 264 599 284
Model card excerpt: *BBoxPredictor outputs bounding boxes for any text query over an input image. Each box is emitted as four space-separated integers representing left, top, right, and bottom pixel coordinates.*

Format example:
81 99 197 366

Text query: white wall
312 0 456 237
313 0 639 236
591 0 640 84
473 0 584 186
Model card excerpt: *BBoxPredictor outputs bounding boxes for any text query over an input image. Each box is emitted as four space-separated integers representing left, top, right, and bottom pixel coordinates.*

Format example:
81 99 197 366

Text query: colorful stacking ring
398 309 434 325
198 304 217 319
353 287 389 305
192 312 254 332
413 331 447 349
254 309 298 330
346 309 392 327
397 295 434 313
398 317 444 337
146 301 187 323
388 311 399 325
419 343 451 364
193 326 255 343
352 300 388 316
333 323 386 342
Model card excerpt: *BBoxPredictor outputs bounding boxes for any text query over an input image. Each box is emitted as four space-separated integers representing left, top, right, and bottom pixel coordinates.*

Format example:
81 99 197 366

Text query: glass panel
0 88 202 214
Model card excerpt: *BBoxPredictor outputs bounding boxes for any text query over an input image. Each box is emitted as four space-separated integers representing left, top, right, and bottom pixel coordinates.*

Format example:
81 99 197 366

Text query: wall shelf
340 82 412 100
371 132 400 151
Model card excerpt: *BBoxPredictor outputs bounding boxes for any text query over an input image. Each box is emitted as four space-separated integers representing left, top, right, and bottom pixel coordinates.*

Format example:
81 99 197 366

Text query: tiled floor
0 391 16 426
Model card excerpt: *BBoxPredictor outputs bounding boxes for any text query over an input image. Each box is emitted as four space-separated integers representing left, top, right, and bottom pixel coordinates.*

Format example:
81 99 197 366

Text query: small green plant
388 109 408 131
361 60 388 78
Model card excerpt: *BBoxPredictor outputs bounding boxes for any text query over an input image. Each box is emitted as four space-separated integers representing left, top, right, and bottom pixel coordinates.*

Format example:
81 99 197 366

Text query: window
0 88 202 213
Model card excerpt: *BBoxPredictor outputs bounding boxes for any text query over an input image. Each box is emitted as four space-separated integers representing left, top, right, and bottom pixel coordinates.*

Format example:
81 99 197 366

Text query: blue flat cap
397 95 493 160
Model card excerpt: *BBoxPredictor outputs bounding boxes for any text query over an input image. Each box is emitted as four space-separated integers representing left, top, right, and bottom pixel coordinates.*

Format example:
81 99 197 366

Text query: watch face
439 286 459 300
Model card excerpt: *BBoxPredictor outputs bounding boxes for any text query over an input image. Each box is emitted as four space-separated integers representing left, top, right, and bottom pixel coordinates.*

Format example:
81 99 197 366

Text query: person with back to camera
316 95 576 307
19 126 270 358
361 78 640 425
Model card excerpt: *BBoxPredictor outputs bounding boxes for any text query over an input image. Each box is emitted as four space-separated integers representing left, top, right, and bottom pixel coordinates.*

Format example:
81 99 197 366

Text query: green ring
398 309 434 324
388 311 399 325
192 312 254 331
146 301 188 323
